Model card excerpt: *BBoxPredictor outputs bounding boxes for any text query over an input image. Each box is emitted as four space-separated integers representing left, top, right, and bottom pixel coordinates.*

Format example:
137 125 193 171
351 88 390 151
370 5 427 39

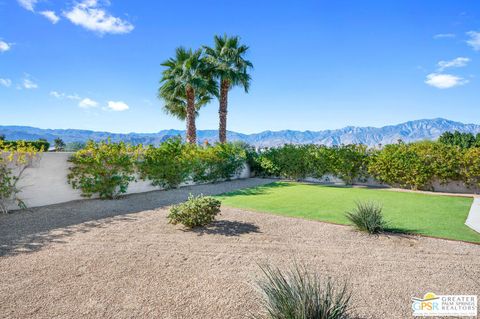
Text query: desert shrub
411 141 463 184
345 201 386 234
368 142 431 189
190 143 246 183
255 263 351 319
2 139 49 151
462 147 480 189
368 141 463 190
67 140 140 199
255 151 281 177
0 140 41 213
256 144 368 183
168 194 221 228
307 145 333 178
138 137 191 189
257 145 313 180
329 144 369 184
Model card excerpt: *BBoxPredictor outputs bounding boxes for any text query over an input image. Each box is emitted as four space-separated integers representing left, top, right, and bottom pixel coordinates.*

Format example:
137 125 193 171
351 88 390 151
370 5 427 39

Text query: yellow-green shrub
462 148 480 189
138 137 191 189
67 140 140 199
0 140 41 213
189 143 246 183
168 194 221 228
368 141 463 190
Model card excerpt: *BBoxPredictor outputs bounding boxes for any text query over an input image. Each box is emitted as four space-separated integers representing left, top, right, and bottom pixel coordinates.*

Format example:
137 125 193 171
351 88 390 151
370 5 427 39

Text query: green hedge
251 141 480 191
253 144 369 184
368 141 463 190
67 138 480 197
68 138 247 199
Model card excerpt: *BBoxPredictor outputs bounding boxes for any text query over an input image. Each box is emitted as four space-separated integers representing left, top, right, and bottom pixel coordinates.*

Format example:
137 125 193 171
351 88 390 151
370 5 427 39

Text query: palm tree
204 35 253 143
159 47 217 144
162 91 212 121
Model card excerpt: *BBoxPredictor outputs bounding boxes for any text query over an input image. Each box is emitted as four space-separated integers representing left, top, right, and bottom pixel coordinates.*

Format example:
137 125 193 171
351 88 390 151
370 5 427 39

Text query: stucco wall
9 152 250 210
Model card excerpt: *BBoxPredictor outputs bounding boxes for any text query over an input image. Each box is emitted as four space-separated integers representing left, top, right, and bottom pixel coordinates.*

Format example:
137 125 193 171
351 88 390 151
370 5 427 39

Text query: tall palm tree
204 35 253 143
161 88 212 121
159 47 217 144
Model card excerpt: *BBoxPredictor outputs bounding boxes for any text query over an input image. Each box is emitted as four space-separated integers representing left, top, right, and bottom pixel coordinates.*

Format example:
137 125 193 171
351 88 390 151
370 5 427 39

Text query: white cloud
0 78 12 87
17 0 37 11
425 73 468 89
50 91 81 100
467 31 480 51
64 0 134 35
79 98 99 108
0 41 11 52
437 57 470 71
54 91 128 111
434 33 455 39
67 93 81 100
40 11 60 24
23 78 38 89
107 100 129 111
50 91 62 98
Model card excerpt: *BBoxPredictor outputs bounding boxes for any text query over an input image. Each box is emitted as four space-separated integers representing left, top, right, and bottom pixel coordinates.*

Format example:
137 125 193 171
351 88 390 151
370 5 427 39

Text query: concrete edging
465 197 480 233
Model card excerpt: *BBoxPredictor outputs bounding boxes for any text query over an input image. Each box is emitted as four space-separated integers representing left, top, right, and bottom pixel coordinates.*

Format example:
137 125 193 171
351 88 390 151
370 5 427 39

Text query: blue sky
0 0 479 134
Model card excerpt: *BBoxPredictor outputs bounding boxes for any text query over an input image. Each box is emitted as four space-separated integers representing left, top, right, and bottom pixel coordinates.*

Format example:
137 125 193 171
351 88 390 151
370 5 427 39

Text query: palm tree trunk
219 79 229 143
185 86 197 144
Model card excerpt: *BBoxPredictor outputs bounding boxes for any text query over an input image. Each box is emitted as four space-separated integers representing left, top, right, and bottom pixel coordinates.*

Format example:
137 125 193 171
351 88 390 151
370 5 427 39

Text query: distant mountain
1 118 480 147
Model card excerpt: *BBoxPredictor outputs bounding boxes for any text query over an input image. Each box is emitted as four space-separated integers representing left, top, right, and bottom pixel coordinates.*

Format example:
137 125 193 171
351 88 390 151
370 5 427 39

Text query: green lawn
216 182 480 243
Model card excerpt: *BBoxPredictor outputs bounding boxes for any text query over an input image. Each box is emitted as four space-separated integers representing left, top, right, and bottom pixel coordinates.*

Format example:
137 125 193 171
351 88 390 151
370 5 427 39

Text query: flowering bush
0 140 41 213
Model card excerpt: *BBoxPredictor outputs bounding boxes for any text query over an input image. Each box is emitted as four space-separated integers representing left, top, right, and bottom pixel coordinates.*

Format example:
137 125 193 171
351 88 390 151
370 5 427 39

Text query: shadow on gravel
192 220 261 237
382 227 420 240
0 178 274 257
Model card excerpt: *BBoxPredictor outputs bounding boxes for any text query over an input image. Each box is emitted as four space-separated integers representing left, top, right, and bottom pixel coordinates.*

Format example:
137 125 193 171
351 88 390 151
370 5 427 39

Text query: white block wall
9 152 250 209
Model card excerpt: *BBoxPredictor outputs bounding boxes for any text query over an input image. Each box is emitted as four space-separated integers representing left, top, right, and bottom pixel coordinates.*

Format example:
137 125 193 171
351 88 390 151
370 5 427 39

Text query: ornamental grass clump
345 201 387 234
168 194 221 228
255 263 351 319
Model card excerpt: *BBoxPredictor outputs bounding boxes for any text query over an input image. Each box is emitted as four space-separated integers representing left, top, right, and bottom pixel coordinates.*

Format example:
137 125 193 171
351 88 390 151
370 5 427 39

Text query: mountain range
1 118 479 147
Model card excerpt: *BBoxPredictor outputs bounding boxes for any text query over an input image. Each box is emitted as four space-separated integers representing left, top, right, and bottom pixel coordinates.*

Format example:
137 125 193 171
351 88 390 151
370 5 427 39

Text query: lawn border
218 180 480 245
220 204 480 246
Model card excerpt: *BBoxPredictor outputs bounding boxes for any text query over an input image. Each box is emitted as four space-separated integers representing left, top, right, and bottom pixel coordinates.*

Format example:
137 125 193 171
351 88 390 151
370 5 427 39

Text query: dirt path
1 179 479 318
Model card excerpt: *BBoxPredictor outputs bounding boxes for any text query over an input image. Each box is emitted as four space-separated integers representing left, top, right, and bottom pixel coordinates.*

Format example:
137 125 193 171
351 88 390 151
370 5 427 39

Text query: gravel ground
1 178 479 318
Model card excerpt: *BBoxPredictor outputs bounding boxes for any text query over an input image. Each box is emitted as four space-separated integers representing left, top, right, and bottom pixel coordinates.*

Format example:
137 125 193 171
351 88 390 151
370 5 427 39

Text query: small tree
54 138 66 151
